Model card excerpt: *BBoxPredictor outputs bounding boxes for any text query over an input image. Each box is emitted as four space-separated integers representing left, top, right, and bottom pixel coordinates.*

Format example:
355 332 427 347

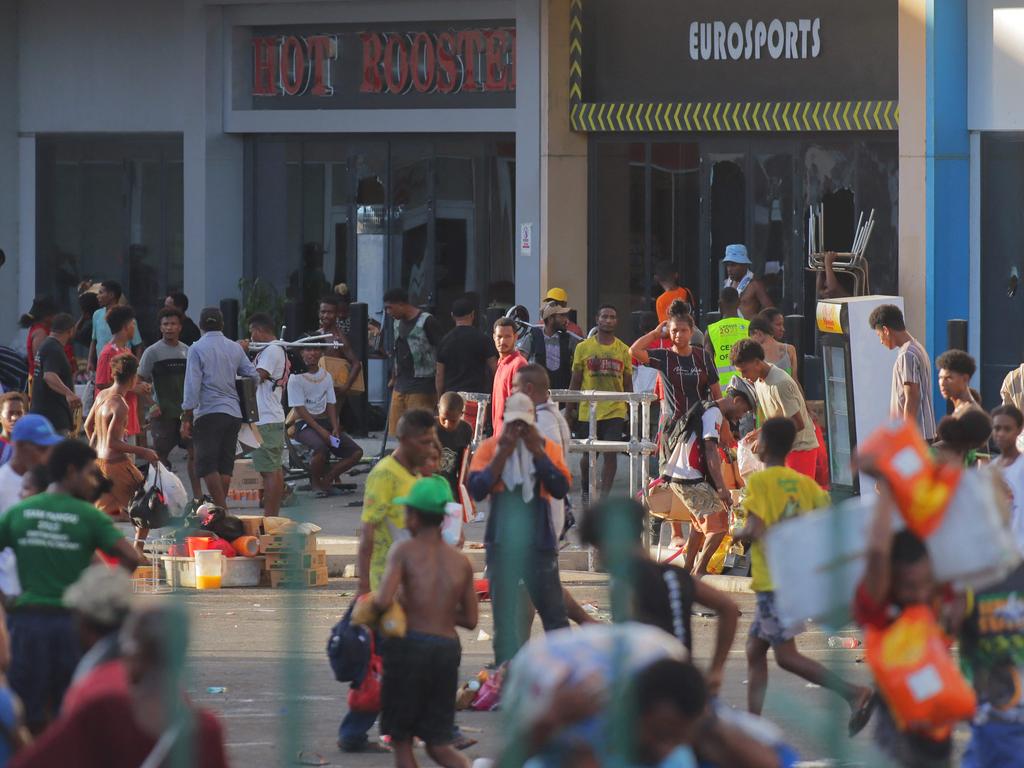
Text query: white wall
18 0 185 132
0 3 21 335
968 1 1024 130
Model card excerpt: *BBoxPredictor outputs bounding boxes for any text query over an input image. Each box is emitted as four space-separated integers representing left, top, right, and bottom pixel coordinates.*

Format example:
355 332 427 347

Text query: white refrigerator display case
816 296 903 498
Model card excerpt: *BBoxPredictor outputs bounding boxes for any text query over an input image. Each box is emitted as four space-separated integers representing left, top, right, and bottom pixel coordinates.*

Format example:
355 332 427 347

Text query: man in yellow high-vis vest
705 287 750 389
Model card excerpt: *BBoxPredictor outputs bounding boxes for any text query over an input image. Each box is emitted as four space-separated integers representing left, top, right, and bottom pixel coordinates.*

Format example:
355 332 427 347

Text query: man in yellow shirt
344 408 436 753
735 417 874 734
567 305 633 499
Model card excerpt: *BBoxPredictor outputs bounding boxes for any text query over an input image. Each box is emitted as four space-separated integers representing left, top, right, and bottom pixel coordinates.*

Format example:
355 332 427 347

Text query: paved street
162 442 971 767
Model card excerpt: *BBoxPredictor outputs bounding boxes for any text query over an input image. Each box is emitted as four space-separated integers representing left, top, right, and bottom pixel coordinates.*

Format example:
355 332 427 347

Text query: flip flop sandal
452 735 478 751
848 691 879 737
295 751 328 766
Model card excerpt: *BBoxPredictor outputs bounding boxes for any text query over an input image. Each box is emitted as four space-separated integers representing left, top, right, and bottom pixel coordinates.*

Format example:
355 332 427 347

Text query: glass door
702 151 746 313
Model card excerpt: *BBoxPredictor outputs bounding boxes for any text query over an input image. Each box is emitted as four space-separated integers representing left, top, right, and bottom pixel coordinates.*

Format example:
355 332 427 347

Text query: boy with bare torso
85 353 158 551
374 475 478 768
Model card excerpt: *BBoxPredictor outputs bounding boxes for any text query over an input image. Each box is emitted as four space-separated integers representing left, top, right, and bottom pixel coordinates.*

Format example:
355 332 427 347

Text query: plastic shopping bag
865 605 976 734
145 462 189 518
737 434 764 480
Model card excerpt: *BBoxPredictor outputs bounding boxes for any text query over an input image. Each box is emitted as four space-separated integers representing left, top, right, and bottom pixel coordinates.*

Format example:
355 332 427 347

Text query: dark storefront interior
35 135 184 342
247 135 516 333
589 137 899 351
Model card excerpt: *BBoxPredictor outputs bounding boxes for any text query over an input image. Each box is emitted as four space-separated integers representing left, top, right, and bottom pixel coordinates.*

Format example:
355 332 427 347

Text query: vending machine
816 296 903 498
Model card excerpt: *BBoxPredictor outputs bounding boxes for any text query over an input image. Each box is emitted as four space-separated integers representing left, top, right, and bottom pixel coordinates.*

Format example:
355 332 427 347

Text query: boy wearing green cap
375 475 479 768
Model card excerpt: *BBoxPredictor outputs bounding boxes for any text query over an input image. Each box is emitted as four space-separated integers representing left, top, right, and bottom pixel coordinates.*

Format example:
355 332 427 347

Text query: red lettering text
457 30 486 91
410 32 436 93
435 31 460 94
307 35 339 96
384 34 411 94
252 36 280 96
360 32 385 93
279 35 308 96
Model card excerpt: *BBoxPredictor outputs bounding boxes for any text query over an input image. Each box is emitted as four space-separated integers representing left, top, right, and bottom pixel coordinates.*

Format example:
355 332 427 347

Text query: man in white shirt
0 414 64 597
288 347 363 498
246 314 287 516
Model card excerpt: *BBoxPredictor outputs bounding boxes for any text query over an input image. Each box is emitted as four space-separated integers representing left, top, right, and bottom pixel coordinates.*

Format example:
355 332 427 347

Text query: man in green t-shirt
567 305 634 499
0 439 140 733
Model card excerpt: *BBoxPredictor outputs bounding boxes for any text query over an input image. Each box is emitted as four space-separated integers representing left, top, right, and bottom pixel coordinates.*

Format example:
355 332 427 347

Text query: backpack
327 600 372 684
678 399 721 489
127 467 171 530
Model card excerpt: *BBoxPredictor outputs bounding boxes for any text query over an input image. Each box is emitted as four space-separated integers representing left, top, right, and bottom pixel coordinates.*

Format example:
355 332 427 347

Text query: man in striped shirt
868 304 937 441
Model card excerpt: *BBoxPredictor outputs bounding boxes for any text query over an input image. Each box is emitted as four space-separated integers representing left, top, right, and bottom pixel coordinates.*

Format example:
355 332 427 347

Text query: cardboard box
227 489 262 509
232 459 264 491
236 515 265 537
264 549 327 571
259 533 317 554
269 566 328 588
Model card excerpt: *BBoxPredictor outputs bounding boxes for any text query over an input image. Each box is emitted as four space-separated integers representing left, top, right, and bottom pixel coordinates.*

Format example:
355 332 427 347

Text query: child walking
734 417 874 735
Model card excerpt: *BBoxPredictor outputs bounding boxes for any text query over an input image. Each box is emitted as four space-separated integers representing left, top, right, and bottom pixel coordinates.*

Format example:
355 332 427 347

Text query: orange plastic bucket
186 536 214 557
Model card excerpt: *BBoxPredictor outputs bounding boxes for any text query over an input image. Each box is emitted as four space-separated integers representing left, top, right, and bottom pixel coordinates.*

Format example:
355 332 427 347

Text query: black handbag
127 466 170 530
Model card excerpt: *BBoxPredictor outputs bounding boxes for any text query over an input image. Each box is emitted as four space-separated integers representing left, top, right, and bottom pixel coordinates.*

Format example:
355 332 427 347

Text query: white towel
500 442 536 504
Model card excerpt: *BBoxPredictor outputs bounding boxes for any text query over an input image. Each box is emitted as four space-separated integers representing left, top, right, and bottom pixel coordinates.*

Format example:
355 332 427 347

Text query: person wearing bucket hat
468 393 572 664
373 474 478 768
723 244 774 320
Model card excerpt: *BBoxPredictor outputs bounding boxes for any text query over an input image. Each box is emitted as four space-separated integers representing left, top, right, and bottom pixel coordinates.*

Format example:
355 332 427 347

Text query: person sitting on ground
61 564 134 715
936 349 981 416
991 404 1024 551
435 392 473 500
372 476 479 768
733 417 874 734
0 439 141 734
287 347 363 498
85 354 160 552
580 498 739 696
13 603 229 767
749 314 797 379
468 393 572 665
932 410 992 467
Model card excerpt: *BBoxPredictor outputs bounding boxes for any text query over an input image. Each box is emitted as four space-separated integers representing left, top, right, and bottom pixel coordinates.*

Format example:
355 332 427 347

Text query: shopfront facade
572 0 900 352
0 0 543 344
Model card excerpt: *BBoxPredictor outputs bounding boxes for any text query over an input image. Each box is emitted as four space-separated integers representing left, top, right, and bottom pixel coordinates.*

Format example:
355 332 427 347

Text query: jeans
486 546 569 665
338 709 377 750
962 719 1024 768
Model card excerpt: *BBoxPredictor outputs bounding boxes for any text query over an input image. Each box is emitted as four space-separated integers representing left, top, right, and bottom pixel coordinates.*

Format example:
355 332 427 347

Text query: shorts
250 422 286 473
95 458 145 518
381 631 461 746
785 448 818 480
388 392 438 435
193 413 242 477
571 417 625 441
150 417 189 460
7 610 79 730
749 591 802 646
668 481 729 535
295 418 361 459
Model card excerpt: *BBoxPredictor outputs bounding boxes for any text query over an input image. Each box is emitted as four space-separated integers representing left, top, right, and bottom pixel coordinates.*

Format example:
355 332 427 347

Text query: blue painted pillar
925 0 969 419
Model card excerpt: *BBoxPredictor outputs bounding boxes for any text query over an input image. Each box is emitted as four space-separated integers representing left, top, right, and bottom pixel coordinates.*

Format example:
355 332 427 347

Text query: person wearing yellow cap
373 475 478 768
541 288 585 337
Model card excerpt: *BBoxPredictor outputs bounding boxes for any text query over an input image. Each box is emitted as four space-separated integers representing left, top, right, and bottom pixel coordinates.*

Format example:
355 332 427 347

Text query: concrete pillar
899 0 928 342
183 1 245 313
515 0 543 314
541 0 589 322
0 3 20 333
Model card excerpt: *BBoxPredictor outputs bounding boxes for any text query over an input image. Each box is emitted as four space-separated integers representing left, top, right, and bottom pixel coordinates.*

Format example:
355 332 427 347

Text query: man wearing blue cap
723 244 773 320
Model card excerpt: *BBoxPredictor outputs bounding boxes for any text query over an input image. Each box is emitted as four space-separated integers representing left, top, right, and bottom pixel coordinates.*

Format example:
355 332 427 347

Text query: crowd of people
0 239 1022 767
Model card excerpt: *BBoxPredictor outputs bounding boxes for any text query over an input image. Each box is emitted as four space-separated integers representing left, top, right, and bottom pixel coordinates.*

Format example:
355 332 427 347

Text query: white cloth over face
500 441 536 504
